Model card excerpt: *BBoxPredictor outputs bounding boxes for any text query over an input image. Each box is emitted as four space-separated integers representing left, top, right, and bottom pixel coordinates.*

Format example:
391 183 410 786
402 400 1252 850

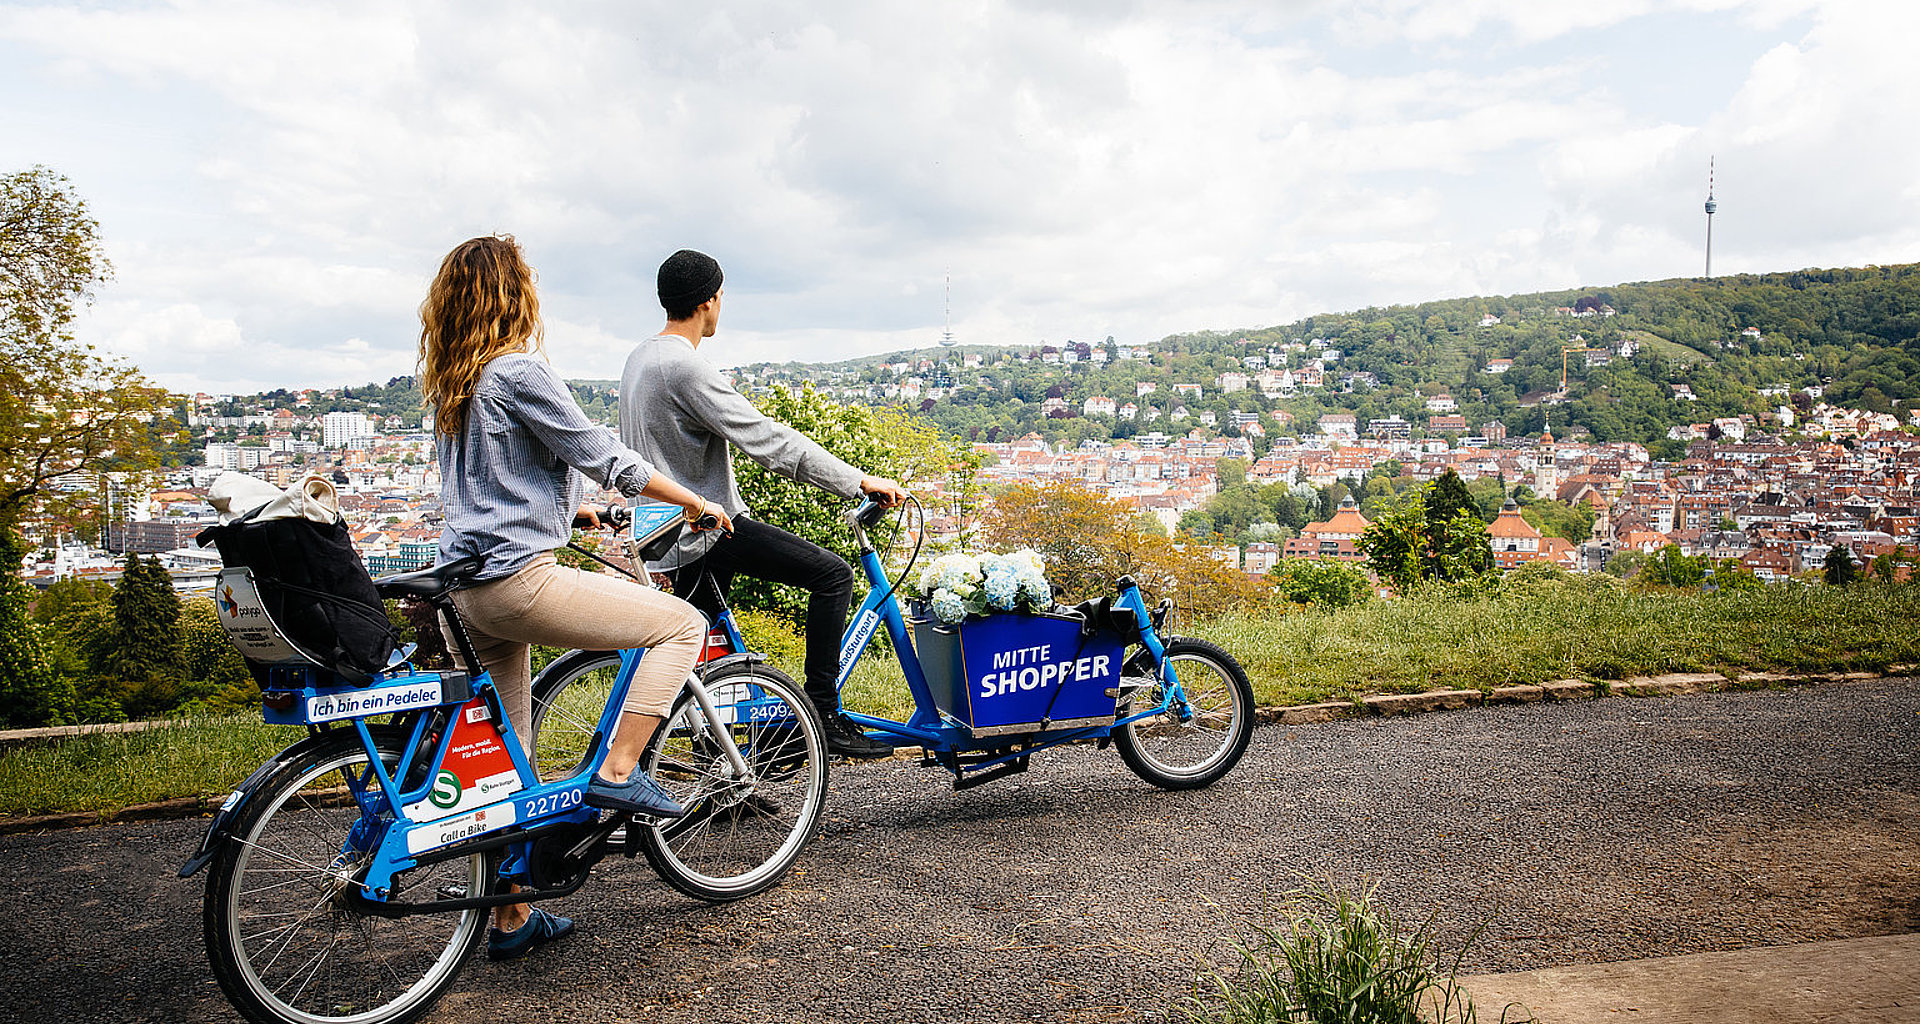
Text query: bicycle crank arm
346 871 597 919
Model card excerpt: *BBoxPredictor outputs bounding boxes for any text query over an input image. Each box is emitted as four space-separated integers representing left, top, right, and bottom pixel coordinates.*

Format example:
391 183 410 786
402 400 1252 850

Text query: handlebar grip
852 499 889 529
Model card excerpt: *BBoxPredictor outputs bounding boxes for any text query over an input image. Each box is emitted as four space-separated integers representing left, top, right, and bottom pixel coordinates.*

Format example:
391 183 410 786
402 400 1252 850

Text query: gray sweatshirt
620 333 864 568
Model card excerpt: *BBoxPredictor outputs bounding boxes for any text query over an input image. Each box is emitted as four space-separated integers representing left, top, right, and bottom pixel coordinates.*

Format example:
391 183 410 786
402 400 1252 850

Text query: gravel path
3 677 1915 1024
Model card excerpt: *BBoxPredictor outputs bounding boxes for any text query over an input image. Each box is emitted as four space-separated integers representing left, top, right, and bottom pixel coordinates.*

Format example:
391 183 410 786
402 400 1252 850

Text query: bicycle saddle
374 555 485 600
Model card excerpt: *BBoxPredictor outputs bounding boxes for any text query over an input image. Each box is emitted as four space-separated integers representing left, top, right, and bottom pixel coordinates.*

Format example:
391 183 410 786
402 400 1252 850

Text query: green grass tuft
1185 881 1532 1024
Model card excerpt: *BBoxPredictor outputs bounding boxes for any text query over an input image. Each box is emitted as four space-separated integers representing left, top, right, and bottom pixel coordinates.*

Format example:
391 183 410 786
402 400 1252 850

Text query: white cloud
1 0 1913 392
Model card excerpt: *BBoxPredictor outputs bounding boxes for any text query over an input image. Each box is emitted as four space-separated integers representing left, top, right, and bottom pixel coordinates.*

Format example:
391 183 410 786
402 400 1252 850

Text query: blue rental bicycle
183 516 829 1024
532 498 1254 795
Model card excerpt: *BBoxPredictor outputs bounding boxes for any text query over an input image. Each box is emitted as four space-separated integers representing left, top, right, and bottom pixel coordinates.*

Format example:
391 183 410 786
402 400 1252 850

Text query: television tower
939 270 956 347
1703 156 1717 278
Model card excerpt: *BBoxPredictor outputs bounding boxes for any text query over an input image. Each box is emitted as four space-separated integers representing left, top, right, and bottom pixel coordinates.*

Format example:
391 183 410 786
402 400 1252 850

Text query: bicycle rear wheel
1113 637 1255 790
529 650 622 783
640 663 828 902
204 730 492 1024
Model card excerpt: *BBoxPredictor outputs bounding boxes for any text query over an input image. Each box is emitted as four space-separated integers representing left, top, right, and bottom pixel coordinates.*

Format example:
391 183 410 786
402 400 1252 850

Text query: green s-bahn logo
428 770 462 809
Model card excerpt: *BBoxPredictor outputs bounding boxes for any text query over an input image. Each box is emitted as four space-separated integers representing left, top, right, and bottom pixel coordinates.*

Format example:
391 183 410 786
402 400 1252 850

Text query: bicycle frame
185 638 758 915
698 503 1195 786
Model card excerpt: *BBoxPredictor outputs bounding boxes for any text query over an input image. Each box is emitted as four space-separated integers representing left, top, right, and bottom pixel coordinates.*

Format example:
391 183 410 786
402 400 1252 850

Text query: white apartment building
323 412 376 448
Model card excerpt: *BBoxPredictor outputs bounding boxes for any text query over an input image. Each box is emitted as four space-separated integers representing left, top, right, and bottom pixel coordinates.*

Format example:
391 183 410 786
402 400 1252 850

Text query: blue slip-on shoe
585 769 688 819
486 907 575 962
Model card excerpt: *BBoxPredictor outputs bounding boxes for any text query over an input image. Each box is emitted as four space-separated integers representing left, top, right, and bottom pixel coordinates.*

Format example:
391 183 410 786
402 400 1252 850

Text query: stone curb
2 667 1909 835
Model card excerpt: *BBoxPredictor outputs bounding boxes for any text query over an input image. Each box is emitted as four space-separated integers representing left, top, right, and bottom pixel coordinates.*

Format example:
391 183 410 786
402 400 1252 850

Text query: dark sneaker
486 907 574 962
824 714 894 759
585 770 688 818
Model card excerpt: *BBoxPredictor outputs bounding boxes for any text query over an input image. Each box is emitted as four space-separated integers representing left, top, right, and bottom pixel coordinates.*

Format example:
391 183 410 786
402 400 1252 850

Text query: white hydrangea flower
931 591 967 624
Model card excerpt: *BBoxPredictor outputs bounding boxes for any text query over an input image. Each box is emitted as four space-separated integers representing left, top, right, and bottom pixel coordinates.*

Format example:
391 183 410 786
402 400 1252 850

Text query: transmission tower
1703 157 1717 278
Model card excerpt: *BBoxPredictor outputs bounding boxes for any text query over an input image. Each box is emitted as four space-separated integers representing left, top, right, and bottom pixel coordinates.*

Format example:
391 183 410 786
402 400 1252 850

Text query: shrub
1268 559 1372 610
1185 881 1531 1024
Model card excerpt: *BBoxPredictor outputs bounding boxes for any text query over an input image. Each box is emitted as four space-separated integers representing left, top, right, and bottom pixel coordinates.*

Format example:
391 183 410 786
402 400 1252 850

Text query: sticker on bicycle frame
305 679 444 723
403 697 526 822
836 608 880 684
405 800 519 855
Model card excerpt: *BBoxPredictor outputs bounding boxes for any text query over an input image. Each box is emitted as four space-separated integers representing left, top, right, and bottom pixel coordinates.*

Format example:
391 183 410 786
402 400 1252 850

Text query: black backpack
198 507 398 686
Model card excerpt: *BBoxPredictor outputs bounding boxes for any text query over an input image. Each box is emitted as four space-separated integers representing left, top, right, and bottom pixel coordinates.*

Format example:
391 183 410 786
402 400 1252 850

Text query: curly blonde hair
418 235 545 436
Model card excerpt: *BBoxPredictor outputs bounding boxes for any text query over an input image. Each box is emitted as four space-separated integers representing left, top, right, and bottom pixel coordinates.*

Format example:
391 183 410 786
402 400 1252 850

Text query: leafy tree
1 167 173 542
0 531 68 726
730 383 976 621
1268 558 1372 609
1216 458 1248 488
29 575 111 625
982 478 1265 618
1358 482 1492 591
1712 558 1763 592
1639 545 1708 588
1356 490 1425 592
104 553 185 717
0 167 171 723
178 596 252 689
1428 511 1494 581
984 479 1161 601
1823 545 1860 586
176 596 258 713
1425 468 1479 525
1519 498 1596 544
1603 549 1649 579
1868 545 1909 583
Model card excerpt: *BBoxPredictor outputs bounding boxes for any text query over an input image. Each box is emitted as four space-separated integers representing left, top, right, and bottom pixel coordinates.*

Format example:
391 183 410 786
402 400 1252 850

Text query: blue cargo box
910 610 1123 737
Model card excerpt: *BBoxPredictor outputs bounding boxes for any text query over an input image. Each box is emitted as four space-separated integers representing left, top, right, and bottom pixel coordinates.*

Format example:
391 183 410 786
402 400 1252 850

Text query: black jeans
667 517 853 717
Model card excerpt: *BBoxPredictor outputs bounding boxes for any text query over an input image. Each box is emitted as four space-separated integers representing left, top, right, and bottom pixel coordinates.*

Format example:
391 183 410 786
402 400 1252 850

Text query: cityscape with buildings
22 345 1918 594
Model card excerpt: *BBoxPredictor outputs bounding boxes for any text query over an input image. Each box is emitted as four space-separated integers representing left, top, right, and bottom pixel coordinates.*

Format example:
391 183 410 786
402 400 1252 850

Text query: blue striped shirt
437 353 655 580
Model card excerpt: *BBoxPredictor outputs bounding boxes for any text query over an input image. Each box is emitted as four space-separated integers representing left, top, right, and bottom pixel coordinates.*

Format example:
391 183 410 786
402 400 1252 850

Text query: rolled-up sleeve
505 359 656 496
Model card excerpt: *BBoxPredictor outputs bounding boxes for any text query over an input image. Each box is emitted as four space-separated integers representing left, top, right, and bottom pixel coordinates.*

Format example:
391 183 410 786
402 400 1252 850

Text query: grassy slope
5 581 1914 818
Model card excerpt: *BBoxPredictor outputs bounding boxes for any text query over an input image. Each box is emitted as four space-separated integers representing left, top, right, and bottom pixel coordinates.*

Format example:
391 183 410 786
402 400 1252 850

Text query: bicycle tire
203 728 493 1024
528 653 829 902
1113 637 1255 790
640 662 828 902
528 649 623 784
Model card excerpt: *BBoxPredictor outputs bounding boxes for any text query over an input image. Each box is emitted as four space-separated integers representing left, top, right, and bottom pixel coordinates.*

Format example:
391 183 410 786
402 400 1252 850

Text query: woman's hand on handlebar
687 501 733 535
859 475 908 507
573 505 611 530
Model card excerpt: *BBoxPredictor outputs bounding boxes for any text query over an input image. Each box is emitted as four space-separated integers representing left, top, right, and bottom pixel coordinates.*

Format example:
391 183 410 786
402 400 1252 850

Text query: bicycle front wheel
640 663 828 902
1113 637 1255 790
203 730 492 1024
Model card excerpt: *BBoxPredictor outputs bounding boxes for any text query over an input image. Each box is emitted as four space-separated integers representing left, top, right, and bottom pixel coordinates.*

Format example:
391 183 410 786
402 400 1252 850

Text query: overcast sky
4 1 1914 394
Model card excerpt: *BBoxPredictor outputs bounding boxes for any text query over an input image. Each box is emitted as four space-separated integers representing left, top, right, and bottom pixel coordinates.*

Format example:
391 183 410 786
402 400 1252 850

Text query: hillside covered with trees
749 263 1920 457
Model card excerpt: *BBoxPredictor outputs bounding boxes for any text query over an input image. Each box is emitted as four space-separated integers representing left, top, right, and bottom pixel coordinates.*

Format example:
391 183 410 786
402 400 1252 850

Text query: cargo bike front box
909 608 1126 738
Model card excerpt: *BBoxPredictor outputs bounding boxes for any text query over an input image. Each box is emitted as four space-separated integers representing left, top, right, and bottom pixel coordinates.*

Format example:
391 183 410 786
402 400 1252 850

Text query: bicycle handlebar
848 498 890 529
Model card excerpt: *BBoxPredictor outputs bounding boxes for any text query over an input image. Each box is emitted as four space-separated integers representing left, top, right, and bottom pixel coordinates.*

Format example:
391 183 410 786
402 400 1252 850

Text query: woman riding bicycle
421 234 733 960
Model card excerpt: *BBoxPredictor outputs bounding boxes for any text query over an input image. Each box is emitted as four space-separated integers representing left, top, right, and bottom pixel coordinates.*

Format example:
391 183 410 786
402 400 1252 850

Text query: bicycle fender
695 651 762 677
178 733 335 879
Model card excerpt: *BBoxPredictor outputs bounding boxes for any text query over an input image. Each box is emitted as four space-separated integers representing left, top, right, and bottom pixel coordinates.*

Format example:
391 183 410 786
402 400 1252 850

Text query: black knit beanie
658 249 724 313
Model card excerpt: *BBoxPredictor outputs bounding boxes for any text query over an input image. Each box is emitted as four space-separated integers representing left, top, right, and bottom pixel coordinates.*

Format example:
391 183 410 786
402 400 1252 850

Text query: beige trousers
445 552 706 750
